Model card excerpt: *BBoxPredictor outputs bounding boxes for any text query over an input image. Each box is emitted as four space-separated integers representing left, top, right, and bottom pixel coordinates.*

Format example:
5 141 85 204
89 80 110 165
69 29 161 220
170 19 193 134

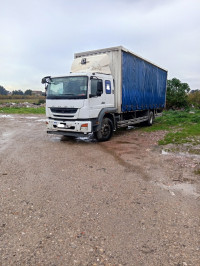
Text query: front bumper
47 131 90 137
46 119 92 135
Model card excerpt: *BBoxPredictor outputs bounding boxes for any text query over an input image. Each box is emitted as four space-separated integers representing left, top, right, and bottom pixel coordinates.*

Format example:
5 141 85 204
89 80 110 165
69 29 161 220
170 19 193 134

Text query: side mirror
41 76 52 84
41 77 46 84
90 74 96 80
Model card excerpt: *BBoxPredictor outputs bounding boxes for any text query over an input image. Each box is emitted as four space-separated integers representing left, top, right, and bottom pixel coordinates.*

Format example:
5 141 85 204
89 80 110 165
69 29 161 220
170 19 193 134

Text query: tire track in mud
99 141 151 181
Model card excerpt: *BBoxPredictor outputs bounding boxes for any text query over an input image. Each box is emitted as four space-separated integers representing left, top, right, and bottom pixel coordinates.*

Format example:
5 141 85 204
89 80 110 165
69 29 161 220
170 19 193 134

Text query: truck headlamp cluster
81 123 88 128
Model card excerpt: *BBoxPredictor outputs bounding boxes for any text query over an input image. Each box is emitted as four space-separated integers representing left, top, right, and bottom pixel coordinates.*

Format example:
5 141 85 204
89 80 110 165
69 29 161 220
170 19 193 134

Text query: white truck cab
44 71 116 141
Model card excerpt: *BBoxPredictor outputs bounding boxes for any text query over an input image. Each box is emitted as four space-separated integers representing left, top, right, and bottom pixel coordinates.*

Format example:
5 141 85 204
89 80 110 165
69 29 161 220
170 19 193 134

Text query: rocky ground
0 102 45 108
0 114 199 266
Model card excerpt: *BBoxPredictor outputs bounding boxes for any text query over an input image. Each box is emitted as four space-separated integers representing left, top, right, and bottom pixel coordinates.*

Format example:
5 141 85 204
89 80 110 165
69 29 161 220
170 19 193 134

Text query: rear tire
94 118 113 142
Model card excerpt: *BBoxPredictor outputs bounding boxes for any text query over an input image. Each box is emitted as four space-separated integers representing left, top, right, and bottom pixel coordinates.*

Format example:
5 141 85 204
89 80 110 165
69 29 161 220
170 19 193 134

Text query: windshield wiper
62 93 75 95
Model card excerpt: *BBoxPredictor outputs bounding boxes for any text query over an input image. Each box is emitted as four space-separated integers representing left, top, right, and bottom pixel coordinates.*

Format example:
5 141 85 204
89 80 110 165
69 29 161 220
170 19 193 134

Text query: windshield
47 76 88 99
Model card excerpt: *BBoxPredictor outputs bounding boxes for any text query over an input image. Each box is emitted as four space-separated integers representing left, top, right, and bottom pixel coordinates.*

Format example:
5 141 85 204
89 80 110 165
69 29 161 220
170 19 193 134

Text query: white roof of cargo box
71 54 111 74
74 46 167 72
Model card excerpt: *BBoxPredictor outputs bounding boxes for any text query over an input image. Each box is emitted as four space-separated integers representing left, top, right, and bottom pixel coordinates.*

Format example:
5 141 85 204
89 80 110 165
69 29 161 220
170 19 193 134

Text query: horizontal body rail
117 116 148 128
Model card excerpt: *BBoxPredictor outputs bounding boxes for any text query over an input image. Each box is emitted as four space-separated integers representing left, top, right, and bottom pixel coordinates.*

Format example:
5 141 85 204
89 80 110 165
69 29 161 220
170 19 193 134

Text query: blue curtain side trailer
74 46 167 132
121 50 167 112
75 46 168 114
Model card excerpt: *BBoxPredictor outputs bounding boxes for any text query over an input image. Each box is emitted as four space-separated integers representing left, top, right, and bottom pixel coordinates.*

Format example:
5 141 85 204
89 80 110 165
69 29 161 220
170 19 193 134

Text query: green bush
188 91 200 109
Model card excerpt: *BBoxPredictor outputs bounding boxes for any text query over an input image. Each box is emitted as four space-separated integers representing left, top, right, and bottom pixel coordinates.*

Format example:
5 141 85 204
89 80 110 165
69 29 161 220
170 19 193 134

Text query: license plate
57 123 70 128
57 123 65 128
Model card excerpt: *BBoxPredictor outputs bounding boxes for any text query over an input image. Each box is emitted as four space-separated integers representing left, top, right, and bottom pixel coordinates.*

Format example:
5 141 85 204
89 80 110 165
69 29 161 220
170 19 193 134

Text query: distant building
32 90 43 96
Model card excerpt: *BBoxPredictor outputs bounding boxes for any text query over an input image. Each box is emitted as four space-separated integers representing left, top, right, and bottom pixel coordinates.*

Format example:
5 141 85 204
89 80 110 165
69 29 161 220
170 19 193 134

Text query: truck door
89 77 106 118
105 79 114 108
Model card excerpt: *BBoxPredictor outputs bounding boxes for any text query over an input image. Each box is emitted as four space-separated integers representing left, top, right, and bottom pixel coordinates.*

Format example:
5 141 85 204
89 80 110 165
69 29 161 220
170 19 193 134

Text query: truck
42 46 167 141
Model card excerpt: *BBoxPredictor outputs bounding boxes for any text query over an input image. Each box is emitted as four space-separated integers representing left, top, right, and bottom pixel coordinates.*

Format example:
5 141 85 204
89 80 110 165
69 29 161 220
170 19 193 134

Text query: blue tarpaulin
122 51 167 112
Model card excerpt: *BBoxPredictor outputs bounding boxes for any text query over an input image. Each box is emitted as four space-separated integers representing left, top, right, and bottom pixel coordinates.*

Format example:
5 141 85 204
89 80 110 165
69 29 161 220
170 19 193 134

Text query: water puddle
161 150 169 155
0 114 14 119
0 131 15 152
127 125 137 130
172 183 198 196
2 131 13 138
155 181 200 198
36 119 47 122
48 134 96 146
48 136 62 143
23 116 38 119
162 150 200 158
76 134 96 143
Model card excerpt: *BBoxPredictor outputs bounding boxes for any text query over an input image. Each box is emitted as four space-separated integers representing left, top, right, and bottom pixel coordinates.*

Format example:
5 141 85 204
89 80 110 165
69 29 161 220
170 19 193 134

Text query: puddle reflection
49 134 97 144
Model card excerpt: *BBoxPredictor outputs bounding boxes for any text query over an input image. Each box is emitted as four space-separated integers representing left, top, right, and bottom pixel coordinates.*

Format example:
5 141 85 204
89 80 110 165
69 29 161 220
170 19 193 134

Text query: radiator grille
50 108 78 114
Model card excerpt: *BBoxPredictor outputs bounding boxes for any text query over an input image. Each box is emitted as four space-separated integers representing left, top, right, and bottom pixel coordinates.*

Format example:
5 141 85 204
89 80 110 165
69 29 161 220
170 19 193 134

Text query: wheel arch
96 108 117 131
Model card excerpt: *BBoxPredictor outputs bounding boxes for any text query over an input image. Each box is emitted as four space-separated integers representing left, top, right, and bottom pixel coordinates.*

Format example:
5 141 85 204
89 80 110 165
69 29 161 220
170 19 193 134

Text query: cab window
105 80 111 94
91 79 103 96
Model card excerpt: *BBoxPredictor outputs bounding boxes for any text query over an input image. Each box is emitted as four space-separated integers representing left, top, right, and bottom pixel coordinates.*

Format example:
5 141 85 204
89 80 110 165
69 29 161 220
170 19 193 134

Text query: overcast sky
0 0 200 92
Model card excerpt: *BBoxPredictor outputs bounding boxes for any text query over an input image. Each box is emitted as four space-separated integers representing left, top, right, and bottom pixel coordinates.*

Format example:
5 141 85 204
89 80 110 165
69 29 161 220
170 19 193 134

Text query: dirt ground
0 114 199 266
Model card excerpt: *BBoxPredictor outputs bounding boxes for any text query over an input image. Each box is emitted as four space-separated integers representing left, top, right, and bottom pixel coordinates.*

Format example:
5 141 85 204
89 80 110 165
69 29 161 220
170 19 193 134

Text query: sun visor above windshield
70 54 111 74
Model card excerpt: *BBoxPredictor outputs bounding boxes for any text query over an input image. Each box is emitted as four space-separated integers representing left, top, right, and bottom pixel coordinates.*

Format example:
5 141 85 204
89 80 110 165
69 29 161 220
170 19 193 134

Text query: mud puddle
0 130 15 152
0 114 14 119
162 149 200 159
48 134 96 144
155 181 200 198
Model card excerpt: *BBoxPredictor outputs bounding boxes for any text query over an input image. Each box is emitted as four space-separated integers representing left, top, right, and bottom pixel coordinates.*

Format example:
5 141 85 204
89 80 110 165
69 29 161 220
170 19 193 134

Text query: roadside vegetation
142 78 200 146
0 107 45 114
0 95 45 105
0 95 45 114
143 109 200 145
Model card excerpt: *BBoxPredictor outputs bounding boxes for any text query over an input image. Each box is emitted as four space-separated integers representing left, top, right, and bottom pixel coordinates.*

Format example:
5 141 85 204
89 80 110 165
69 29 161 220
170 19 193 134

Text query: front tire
94 118 113 142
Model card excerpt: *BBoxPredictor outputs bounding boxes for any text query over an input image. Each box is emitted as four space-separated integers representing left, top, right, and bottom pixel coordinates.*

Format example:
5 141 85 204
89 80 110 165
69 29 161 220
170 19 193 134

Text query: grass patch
0 107 45 114
188 149 200 155
194 169 200 175
142 109 200 145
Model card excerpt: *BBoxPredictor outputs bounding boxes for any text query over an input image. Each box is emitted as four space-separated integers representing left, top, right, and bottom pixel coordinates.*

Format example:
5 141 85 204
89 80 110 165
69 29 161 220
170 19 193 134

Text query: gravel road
0 114 199 266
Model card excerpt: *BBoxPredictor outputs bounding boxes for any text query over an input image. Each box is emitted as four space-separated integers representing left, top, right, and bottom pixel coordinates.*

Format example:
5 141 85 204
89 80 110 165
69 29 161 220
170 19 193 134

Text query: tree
0 85 9 95
166 78 190 109
12 90 24 95
24 89 32 95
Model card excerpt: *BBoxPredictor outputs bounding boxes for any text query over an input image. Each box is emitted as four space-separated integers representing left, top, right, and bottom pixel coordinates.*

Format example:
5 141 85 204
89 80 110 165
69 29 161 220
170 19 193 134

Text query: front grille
53 115 74 117
50 108 78 114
